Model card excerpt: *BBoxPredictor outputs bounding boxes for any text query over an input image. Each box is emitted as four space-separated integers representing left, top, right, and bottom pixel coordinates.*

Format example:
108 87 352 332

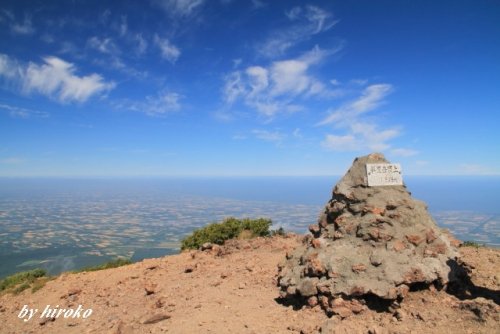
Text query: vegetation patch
73 258 132 273
181 217 273 250
0 268 49 294
461 240 484 248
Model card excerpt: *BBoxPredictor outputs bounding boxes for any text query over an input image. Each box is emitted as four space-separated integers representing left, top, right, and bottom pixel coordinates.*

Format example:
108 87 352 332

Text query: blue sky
0 0 499 177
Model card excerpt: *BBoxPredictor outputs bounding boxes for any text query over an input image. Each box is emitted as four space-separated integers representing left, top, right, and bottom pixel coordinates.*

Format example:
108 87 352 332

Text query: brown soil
0 235 498 334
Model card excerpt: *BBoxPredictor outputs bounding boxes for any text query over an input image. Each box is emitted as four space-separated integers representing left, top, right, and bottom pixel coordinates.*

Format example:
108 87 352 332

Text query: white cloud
318 84 392 125
87 36 120 55
0 103 49 118
153 0 205 17
270 60 309 96
223 71 246 105
321 134 358 151
322 123 400 152
292 128 302 138
0 54 21 79
134 34 148 55
126 91 182 116
119 15 127 36
4 10 35 35
330 79 340 86
391 148 419 157
319 84 402 153
223 46 337 118
154 35 181 63
285 7 302 20
0 54 115 103
252 129 285 142
259 5 337 58
246 66 269 97
251 0 266 9
10 15 34 35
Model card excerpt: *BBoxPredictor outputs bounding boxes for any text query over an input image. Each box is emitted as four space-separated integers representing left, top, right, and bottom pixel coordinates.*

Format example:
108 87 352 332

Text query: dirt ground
0 235 498 334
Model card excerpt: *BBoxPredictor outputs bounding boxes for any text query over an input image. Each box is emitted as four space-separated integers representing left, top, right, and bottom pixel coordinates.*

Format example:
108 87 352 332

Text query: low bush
461 240 483 248
73 258 132 273
0 268 47 294
181 217 272 250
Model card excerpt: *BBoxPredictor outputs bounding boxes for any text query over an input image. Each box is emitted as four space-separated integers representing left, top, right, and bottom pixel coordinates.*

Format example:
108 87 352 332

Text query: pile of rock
277 153 461 317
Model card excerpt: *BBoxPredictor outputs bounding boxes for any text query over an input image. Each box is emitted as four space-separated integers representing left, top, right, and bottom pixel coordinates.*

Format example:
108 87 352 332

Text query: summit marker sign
366 163 403 186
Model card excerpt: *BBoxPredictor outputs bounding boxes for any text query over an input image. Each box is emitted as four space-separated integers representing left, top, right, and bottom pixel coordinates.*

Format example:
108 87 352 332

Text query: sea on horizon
0 176 498 278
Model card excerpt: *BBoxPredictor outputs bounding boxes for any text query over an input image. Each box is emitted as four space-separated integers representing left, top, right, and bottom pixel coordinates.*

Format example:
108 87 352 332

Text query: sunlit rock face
277 153 460 317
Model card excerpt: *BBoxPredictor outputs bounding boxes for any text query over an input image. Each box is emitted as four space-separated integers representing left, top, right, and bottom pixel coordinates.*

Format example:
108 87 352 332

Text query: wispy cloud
391 148 419 157
87 36 120 55
318 84 392 126
252 129 286 143
154 35 181 63
0 54 115 103
153 0 205 18
223 46 340 119
11 14 34 35
319 84 401 152
259 5 337 58
124 91 182 116
134 33 148 55
321 122 400 152
251 0 266 9
0 103 49 118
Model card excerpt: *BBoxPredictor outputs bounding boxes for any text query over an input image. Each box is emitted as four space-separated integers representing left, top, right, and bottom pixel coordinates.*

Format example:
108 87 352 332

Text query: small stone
395 309 405 321
308 257 326 275
392 240 407 252
297 278 318 297
184 265 195 273
368 325 383 334
144 283 156 295
201 242 213 251
332 306 352 318
39 317 56 326
142 313 171 324
370 253 383 266
67 288 81 296
406 234 424 246
311 238 322 248
308 224 320 235
351 263 366 273
426 229 437 243
307 296 318 307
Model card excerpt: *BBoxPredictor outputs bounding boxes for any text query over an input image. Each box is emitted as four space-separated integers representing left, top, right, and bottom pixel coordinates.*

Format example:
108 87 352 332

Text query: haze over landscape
0 0 499 177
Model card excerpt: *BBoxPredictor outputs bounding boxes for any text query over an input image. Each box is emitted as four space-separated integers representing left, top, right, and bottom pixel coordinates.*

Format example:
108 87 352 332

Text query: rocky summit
277 153 461 317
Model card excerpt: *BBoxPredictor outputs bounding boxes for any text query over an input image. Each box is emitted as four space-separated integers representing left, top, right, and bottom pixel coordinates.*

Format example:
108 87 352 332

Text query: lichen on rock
277 153 461 316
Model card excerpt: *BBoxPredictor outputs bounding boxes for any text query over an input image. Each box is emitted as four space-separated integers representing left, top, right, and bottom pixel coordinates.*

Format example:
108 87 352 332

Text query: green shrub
181 217 272 250
461 240 483 248
0 268 47 294
73 258 132 273
271 226 286 236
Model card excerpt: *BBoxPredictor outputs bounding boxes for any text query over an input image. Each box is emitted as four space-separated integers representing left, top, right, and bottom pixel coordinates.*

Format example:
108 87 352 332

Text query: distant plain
0 176 498 278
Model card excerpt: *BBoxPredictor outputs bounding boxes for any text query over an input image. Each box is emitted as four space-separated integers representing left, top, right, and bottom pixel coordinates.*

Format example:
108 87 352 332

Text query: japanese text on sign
366 163 403 186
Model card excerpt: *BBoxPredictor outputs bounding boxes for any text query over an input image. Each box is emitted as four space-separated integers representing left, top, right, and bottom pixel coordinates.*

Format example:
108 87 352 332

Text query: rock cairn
277 153 460 317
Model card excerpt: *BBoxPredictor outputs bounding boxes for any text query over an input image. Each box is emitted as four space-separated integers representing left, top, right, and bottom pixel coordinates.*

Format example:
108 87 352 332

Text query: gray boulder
277 153 460 316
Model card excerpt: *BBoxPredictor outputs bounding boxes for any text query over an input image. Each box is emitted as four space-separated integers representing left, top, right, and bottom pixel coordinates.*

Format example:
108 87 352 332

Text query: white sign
366 163 403 186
